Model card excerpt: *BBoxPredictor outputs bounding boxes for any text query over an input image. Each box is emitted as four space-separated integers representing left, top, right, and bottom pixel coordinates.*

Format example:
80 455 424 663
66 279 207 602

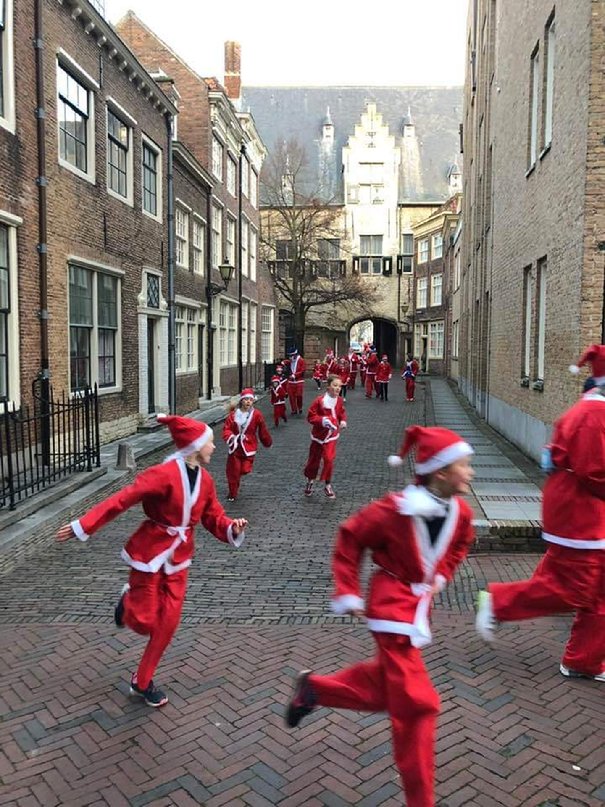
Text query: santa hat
157 413 213 459
569 344 605 385
270 375 280 383
275 365 284 373
239 388 256 401
388 425 473 473
381 354 388 361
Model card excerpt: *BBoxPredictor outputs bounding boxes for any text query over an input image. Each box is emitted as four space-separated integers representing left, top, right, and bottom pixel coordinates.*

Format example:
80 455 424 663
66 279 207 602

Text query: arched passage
348 316 401 366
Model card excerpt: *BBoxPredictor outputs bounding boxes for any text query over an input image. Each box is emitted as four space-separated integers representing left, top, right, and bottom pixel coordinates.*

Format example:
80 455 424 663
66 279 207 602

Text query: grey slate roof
241 85 463 203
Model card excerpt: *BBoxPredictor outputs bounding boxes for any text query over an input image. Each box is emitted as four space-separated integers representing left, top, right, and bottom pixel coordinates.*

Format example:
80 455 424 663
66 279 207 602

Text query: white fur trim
163 426 214 462
593 375 605 385
156 413 168 420
542 532 605 549
415 441 473 474
433 574 447 592
227 524 246 548
388 455 404 467
71 519 89 542
331 594 364 615
396 485 448 519
568 365 580 375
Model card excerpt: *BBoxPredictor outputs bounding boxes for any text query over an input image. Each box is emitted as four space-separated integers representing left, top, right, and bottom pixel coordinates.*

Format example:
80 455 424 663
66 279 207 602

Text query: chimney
224 41 241 102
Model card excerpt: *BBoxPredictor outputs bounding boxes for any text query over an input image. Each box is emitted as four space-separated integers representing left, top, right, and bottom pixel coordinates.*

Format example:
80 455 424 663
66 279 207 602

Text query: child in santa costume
287 347 306 415
312 360 323 390
270 375 288 427
348 350 360 389
222 388 272 501
335 357 350 401
287 425 476 807
403 353 420 402
303 374 347 499
55 414 247 707
375 354 393 401
476 345 605 683
365 348 379 398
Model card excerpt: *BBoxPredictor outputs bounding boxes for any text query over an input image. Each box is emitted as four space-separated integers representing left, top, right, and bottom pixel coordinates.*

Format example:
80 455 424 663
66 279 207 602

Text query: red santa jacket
307 392 347 444
335 364 350 386
543 389 605 549
222 407 272 458
402 359 419 378
375 360 392 383
365 353 379 375
289 354 306 385
71 459 239 574
330 485 475 647
270 384 287 407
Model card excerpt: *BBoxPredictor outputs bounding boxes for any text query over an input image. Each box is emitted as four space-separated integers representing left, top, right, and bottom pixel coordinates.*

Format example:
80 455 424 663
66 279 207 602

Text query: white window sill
107 187 134 207
142 208 162 224
59 158 96 185
0 116 16 135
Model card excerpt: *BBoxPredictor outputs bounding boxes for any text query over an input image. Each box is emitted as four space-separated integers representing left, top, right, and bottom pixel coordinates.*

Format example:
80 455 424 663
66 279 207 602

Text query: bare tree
260 139 378 350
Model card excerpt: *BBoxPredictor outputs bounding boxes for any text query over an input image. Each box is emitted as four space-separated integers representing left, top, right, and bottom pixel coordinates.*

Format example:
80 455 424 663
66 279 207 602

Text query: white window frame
241 218 249 278
0 212 21 408
227 155 237 196
250 170 258 208
430 273 443 307
241 155 249 197
418 238 429 264
359 234 383 274
212 136 223 181
249 301 257 364
454 249 461 289
529 45 540 169
431 234 443 259
537 259 547 380
241 299 249 365
211 203 223 269
452 320 459 359
141 134 162 222
106 101 134 206
249 227 257 282
175 205 190 269
543 16 555 150
226 215 236 268
56 53 98 184
428 321 444 359
218 300 227 367
261 306 274 362
227 304 237 365
192 214 205 276
417 277 428 309
523 267 533 377
68 262 122 394
175 302 199 373
0 0 16 134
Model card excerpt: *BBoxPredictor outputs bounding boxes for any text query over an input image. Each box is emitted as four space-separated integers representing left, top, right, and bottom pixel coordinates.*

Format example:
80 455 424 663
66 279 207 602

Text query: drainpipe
34 0 51 465
237 143 245 392
166 114 176 413
206 192 214 400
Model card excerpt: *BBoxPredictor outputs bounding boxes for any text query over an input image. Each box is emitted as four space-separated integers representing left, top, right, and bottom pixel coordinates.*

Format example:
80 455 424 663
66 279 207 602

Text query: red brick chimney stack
224 41 241 101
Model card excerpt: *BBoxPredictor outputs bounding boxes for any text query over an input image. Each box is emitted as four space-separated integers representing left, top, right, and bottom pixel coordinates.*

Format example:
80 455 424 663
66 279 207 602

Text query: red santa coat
335 364 350 386
270 385 287 407
71 459 239 574
330 485 475 647
289 354 306 385
375 361 392 383
223 407 273 458
366 353 379 375
307 393 347 444
543 389 605 548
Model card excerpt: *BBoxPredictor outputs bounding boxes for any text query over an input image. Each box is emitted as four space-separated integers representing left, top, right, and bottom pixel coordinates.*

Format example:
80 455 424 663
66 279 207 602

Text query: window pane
98 328 116 387
69 265 93 325
70 326 91 390
98 273 117 327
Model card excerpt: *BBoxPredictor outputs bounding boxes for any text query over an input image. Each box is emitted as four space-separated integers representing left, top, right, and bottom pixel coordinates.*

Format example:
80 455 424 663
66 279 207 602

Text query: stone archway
348 316 401 367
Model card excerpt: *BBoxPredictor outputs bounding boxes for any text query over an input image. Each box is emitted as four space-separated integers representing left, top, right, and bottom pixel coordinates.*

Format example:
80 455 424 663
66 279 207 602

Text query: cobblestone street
0 379 603 806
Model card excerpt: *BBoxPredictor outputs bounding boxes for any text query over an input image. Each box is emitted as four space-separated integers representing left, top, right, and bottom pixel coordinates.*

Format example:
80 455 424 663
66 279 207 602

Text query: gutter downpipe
166 114 176 413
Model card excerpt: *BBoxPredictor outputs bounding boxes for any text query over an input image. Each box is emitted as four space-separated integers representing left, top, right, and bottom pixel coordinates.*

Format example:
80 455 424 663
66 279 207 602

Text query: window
523 266 533 378
528 45 540 169
261 306 274 362
175 305 198 372
250 170 258 208
217 301 238 367
69 265 120 391
431 274 443 306
212 136 223 180
146 272 160 308
0 0 15 132
543 14 555 149
359 184 384 204
401 233 414 255
226 216 236 267
429 321 444 359
241 156 249 197
218 301 227 366
250 302 257 364
227 156 236 195
431 234 443 259
228 304 237 364
175 305 184 371
241 300 249 364
192 217 205 276
452 320 459 359
175 206 189 268
454 250 461 289
536 258 547 380
417 277 428 308
142 137 161 219
241 219 249 277
359 235 382 274
57 61 94 178
211 204 222 268
418 238 429 263
249 227 257 282
0 220 18 403
107 108 131 201
276 239 294 260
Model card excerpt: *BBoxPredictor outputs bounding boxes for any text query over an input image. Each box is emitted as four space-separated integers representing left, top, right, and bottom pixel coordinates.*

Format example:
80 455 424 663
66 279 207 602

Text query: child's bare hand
349 608 365 618
56 524 74 542
231 518 248 535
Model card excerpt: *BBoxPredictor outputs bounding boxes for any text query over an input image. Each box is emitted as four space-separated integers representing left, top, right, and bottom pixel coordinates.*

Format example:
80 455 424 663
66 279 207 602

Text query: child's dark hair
326 373 341 385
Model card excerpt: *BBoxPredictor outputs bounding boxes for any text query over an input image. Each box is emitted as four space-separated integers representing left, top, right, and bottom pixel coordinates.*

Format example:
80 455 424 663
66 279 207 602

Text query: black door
147 318 155 414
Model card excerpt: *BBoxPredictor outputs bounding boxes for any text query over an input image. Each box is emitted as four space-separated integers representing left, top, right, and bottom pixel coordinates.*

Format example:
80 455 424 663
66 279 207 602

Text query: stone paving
0 378 603 806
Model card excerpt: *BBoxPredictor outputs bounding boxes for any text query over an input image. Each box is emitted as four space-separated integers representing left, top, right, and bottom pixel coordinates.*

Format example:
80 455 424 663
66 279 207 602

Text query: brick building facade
460 0 602 459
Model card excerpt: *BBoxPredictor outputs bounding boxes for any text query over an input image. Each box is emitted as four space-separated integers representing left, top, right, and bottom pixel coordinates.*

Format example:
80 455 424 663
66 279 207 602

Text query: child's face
241 397 254 410
433 456 474 497
193 439 215 465
327 378 342 397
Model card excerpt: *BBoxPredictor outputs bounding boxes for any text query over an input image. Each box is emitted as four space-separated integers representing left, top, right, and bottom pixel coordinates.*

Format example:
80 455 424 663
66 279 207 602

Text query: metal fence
0 380 100 510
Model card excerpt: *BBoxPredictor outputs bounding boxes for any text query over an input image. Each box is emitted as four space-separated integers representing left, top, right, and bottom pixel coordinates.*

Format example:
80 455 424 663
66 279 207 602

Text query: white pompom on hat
570 344 605 385
388 425 474 473
157 413 213 459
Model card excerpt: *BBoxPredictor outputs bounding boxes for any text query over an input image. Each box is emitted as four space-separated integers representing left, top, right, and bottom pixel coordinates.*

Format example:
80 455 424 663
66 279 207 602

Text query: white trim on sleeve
542 532 605 550
71 519 89 542
331 594 364 615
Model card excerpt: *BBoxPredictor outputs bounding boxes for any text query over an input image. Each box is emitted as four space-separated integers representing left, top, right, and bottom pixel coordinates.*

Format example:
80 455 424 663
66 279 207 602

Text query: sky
104 0 469 87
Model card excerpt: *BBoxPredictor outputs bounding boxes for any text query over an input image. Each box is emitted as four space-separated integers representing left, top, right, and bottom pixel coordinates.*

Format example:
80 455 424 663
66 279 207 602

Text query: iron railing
0 380 100 510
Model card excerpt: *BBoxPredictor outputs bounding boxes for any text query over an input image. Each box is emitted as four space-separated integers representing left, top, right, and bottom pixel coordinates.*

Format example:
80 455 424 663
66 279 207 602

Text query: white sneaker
475 590 496 642
560 664 605 682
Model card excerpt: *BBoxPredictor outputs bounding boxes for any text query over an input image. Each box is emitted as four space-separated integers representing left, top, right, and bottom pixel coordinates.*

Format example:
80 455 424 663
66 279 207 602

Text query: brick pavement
0 378 603 805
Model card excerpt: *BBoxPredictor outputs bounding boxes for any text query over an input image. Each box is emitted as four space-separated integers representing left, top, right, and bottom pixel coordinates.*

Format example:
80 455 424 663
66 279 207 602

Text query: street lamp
207 258 234 298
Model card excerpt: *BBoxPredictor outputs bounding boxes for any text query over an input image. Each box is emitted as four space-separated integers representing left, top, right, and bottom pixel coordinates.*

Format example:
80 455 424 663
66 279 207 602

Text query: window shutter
267 260 276 276
382 256 393 276
339 260 346 277
352 256 360 274
396 255 403 275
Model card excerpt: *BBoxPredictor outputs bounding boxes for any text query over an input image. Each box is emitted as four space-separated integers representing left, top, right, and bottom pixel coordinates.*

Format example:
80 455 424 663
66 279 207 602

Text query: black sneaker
114 584 129 628
285 670 316 728
129 675 168 707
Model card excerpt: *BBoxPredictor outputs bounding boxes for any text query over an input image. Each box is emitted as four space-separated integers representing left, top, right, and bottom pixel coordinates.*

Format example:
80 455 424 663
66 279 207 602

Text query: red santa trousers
365 374 377 398
226 451 255 499
288 382 304 415
304 439 338 482
406 377 416 400
273 402 287 427
348 369 357 389
490 544 605 676
123 567 188 690
309 632 440 807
